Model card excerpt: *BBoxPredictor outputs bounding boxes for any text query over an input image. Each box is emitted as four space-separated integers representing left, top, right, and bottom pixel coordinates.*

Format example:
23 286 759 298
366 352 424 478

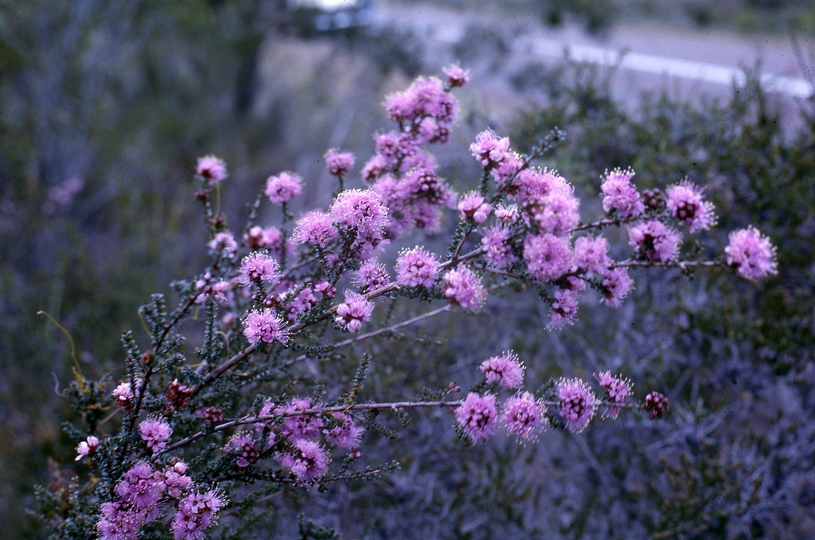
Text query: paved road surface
374 2 814 117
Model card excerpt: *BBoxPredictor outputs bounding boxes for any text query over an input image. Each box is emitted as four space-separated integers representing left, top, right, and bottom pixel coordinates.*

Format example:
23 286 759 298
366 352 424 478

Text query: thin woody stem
153 397 647 458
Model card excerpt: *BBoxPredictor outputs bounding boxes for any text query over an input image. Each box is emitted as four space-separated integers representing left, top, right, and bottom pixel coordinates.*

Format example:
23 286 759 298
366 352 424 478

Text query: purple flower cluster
556 378 598 433
98 461 195 540
265 171 302 205
279 439 330 484
601 168 644 219
196 155 228 185
352 259 390 292
394 246 440 288
139 417 172 453
324 149 355 176
455 392 498 442
595 371 632 419
293 211 338 249
442 267 485 310
329 189 390 257
480 351 525 389
628 220 682 262
237 251 280 286
335 290 374 333
171 490 226 540
501 392 548 441
725 227 778 280
207 232 238 259
666 180 716 233
243 309 288 344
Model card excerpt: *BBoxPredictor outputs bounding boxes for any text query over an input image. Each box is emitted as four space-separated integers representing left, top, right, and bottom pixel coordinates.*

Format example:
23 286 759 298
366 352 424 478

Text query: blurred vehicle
286 0 374 32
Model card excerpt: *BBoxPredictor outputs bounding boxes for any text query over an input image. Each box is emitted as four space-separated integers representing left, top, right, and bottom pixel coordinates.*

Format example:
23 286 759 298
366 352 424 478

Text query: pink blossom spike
442 63 470 87
334 290 374 333
243 309 288 344
725 227 778 280
501 392 548 441
442 267 485 310
600 168 643 219
196 155 228 185
279 439 330 483
265 171 302 205
455 392 497 442
556 378 597 433
666 180 716 233
324 149 355 176
480 351 525 389
139 417 172 453
394 246 441 288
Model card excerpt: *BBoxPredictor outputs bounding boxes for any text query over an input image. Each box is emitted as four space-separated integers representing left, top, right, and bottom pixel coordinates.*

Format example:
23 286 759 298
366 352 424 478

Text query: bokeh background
2 0 814 538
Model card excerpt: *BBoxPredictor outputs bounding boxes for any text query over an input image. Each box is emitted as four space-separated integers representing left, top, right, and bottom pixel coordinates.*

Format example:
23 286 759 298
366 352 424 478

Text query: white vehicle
286 0 373 31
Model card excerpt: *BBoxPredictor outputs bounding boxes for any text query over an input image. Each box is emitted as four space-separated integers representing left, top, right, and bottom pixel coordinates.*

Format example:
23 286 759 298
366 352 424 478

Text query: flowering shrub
35 66 777 539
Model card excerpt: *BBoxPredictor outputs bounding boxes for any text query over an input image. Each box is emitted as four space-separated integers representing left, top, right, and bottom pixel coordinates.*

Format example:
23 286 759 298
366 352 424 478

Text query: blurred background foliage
2 0 815 538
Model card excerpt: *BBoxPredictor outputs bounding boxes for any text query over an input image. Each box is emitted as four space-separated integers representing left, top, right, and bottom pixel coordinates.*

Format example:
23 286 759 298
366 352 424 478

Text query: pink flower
556 378 597 433
225 433 259 468
112 381 135 407
324 412 364 449
480 351 525 389
329 189 389 251
286 287 318 321
491 152 524 185
375 131 417 165
402 166 454 206
494 203 519 224
171 490 226 540
279 439 330 483
75 435 100 461
524 191 580 236
361 154 388 183
442 267 485 310
116 462 164 512
352 259 390 292
265 171 302 205
207 232 238 259
725 227 778 280
196 155 228 185
455 392 498 442
523 233 573 282
243 309 288 344
501 392 548 441
628 220 682 261
163 461 193 499
293 211 338 248
548 289 579 328
442 63 470 87
324 149 355 176
237 251 279 286
458 191 492 223
277 398 325 441
601 168 644 219
243 225 284 251
573 236 611 275
666 181 716 233
470 129 510 168
139 418 172 453
481 226 516 269
509 168 571 203
599 267 634 308
335 290 374 333
595 371 632 419
395 246 440 288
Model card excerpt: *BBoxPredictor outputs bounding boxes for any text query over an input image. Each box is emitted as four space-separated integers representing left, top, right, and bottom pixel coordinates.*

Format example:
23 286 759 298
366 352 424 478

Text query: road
373 2 813 123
